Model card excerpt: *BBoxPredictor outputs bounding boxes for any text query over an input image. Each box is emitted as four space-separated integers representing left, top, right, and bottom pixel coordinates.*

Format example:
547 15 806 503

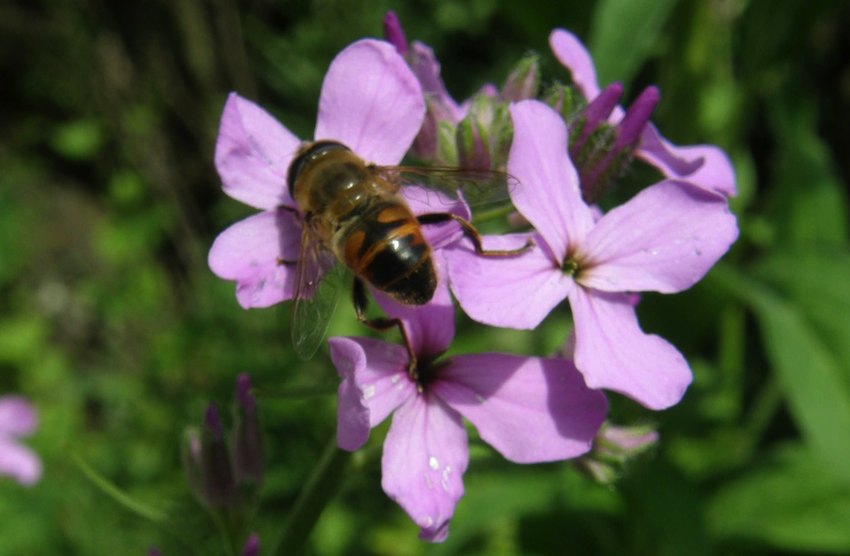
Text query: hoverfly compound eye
287 141 352 198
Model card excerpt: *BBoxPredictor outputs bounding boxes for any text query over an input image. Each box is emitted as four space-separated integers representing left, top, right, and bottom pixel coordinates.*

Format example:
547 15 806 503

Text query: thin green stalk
72 453 167 523
271 435 352 555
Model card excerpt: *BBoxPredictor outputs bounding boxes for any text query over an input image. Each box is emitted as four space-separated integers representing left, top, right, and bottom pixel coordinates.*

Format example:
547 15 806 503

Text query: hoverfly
285 140 531 363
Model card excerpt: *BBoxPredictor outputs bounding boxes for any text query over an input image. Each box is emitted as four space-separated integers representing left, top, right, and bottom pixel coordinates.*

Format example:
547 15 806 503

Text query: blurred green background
2 0 849 554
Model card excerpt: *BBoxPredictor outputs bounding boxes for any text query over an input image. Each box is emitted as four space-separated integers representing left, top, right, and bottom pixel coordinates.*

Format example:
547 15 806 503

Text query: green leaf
754 250 850 389
710 265 850 480
708 443 850 552
769 100 848 247
589 0 680 86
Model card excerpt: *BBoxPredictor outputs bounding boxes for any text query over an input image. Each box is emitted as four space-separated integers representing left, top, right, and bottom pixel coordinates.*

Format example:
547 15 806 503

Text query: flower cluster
0 395 41 486
208 16 738 543
183 374 264 509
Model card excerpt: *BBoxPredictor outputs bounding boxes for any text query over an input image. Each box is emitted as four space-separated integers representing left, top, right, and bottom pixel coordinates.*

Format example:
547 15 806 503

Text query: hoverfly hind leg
352 278 418 379
417 212 534 257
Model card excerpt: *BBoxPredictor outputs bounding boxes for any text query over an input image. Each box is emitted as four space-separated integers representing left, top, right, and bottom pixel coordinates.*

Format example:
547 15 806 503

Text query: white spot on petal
441 465 452 492
419 515 434 528
475 394 486 404
429 456 440 470
362 384 376 400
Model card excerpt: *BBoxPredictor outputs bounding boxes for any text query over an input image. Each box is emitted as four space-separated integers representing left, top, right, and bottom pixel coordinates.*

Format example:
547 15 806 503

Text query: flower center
562 257 580 276
411 354 449 392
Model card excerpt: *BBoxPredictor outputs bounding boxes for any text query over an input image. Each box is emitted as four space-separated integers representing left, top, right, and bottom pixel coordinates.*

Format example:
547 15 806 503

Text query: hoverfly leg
417 212 534 257
352 278 419 379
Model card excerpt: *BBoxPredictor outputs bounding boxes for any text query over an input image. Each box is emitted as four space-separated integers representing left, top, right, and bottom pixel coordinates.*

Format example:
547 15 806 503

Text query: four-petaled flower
446 100 739 410
209 39 426 308
330 278 608 542
0 395 41 486
550 28 737 197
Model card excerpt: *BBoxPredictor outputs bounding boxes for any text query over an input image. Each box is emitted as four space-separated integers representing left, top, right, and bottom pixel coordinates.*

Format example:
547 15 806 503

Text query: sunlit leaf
711 265 850 481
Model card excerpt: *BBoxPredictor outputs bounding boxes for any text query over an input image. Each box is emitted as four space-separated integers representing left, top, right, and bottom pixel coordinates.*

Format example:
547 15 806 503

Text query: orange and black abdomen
339 201 437 305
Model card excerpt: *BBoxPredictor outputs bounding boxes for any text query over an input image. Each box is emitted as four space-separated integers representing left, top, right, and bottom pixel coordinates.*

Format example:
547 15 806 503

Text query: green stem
271 435 352 555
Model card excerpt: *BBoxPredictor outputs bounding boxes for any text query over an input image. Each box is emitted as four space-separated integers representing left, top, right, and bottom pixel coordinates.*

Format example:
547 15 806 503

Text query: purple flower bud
233 374 264 487
573 82 623 150
383 11 408 55
200 403 236 507
242 533 260 556
615 86 660 150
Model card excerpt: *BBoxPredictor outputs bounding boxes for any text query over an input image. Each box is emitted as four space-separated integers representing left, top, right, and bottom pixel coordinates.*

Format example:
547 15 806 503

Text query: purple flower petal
549 29 601 100
0 438 41 486
214 93 301 210
409 42 464 122
434 354 607 463
381 395 467 543
568 287 692 410
329 337 416 451
445 234 571 329
332 342 372 452
579 180 738 294
508 101 594 259
315 39 425 165
208 210 302 308
0 396 37 437
638 125 737 196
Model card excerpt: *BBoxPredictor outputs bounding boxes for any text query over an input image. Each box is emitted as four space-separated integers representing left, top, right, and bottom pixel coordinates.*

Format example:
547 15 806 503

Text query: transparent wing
290 227 344 360
374 165 519 209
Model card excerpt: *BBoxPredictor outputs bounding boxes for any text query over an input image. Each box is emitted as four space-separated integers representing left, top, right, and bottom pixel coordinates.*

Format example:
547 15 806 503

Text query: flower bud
542 83 580 122
500 54 540 102
614 86 659 150
383 11 408 55
572 82 623 154
200 403 236 507
456 94 512 170
233 373 263 488
242 533 260 556
181 427 204 502
576 423 659 485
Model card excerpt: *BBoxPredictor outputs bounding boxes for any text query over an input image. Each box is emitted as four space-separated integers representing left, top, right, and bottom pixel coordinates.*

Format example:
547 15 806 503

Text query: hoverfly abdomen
338 201 436 305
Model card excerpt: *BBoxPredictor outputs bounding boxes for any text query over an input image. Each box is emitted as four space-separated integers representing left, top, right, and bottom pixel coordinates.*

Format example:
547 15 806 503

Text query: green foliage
1 0 849 554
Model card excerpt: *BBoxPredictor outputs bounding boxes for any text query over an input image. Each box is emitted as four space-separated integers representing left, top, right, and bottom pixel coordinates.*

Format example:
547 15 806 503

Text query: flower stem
271 435 352 555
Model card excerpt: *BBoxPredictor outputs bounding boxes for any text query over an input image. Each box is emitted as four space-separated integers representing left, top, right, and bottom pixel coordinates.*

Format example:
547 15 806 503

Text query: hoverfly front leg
352 278 419 380
417 213 534 257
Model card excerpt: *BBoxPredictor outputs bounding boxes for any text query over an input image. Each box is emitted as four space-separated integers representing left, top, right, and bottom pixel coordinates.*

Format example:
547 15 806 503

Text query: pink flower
208 39 425 308
446 100 739 410
550 28 737 197
330 277 607 542
0 395 41 486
